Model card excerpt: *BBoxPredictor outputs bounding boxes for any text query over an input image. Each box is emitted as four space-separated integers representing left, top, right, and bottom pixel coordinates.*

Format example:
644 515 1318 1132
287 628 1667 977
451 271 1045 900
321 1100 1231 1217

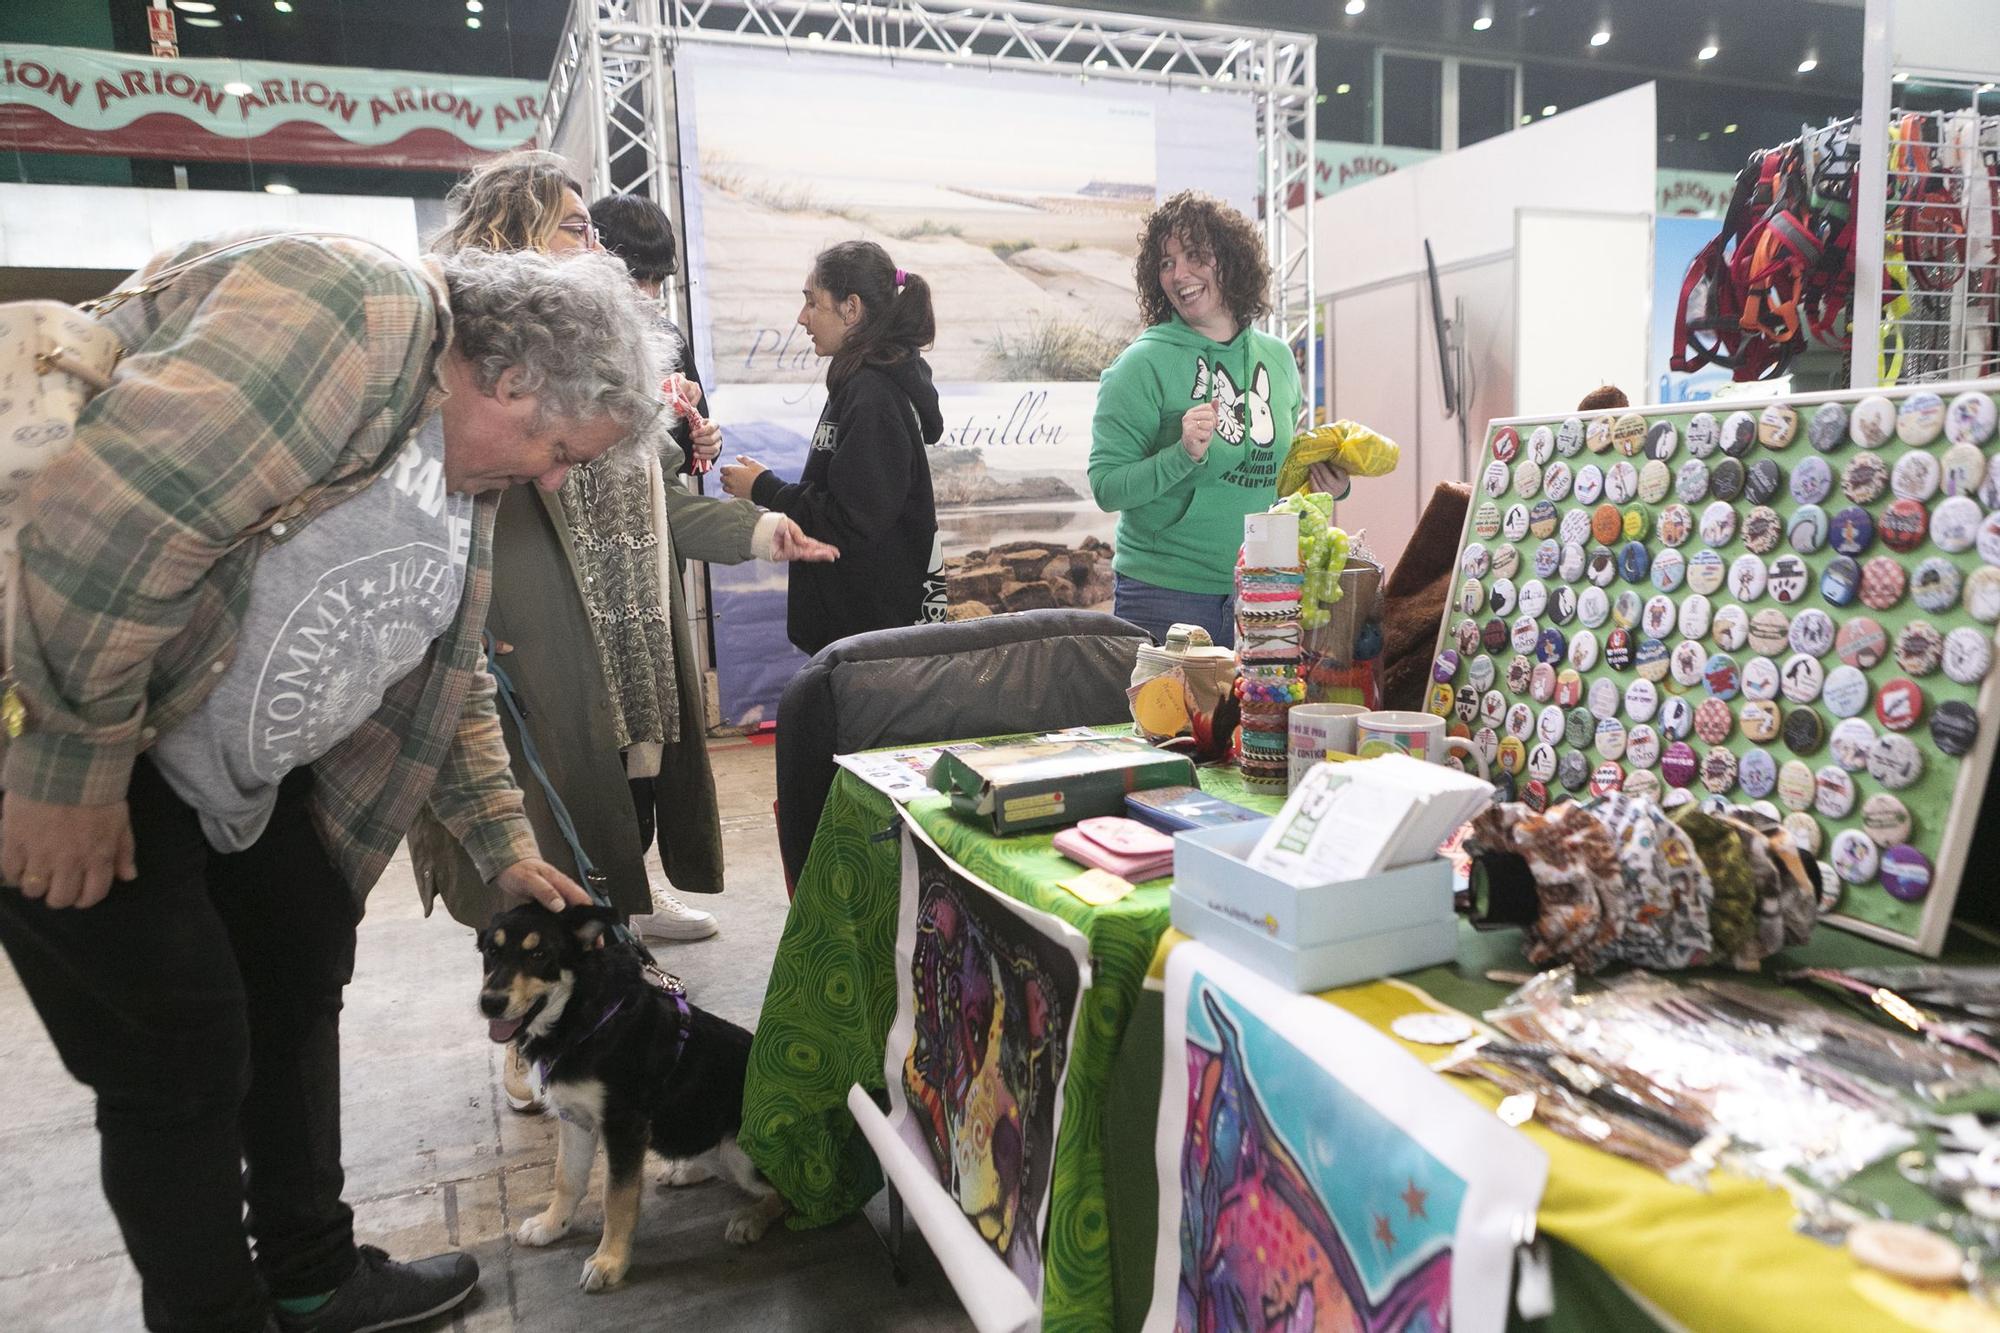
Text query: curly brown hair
1134 190 1272 328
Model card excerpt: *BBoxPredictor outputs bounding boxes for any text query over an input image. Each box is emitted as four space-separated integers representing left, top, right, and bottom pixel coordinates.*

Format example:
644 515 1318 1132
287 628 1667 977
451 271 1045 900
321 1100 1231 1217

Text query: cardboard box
1169 820 1459 990
929 737 1196 835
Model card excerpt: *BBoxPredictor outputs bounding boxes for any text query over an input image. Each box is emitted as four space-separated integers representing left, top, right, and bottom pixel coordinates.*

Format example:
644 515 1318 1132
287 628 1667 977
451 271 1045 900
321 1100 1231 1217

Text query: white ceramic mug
1354 709 1491 778
1287 703 1369 788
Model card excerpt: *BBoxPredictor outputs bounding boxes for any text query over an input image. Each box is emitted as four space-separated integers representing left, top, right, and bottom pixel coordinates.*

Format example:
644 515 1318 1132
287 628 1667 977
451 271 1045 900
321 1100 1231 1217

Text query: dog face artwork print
897 836 1087 1293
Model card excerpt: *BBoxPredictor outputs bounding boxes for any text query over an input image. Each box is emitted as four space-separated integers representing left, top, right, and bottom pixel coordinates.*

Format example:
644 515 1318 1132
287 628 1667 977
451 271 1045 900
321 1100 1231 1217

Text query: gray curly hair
438 248 664 468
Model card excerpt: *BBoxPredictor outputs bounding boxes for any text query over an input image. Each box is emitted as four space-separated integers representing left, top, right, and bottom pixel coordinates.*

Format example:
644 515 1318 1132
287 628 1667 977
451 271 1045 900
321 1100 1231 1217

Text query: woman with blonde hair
409 152 836 1109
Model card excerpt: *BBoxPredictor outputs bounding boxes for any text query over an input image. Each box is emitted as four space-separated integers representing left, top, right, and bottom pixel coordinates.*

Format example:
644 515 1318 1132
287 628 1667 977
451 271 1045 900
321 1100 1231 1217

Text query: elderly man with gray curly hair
0 237 688 1333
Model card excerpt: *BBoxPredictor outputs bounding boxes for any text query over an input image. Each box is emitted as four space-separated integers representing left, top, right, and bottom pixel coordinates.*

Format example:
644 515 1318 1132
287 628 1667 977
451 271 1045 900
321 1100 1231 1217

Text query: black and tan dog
478 902 784 1292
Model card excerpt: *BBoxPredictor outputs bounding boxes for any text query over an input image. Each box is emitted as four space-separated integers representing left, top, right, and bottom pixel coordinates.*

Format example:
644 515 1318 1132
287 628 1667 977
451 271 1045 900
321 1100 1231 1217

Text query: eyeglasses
557 220 601 248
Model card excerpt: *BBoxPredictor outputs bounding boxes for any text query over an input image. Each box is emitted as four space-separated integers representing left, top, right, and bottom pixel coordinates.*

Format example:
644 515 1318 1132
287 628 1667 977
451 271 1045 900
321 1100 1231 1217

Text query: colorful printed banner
1147 943 1546 1333
0 43 543 170
1657 168 1740 220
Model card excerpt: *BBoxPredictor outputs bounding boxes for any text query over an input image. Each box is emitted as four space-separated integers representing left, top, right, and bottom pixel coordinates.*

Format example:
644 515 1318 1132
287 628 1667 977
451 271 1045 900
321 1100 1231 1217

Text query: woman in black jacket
722 240 944 655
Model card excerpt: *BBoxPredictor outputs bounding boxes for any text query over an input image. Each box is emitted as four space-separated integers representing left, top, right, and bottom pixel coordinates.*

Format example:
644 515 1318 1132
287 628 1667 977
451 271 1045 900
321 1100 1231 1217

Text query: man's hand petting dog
494 858 593 912
2 793 138 910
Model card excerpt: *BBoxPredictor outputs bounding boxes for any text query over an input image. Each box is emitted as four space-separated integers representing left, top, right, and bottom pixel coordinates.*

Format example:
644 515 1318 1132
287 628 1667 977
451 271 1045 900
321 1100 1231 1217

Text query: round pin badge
1781 652 1826 704
1460 579 1485 616
1821 555 1863 607
1739 748 1778 799
1831 717 1876 771
1483 617 1509 651
1783 706 1825 755
1483 460 1512 498
1506 702 1535 743
1695 697 1735 744
1534 703 1565 745
1512 615 1541 655
1933 495 1982 553
1644 420 1679 462
1758 403 1799 449
1655 504 1691 549
1588 547 1617 587
1472 501 1501 540
1808 401 1849 452
1769 554 1811 605
1558 748 1590 790
1789 608 1836 657
1942 443 1987 497
1468 653 1496 692
1433 648 1462 683
1786 812 1823 858
1662 741 1698 788
1575 463 1605 504
1892 449 1941 502
1980 512 2000 566
1659 696 1695 740
1519 579 1550 618
1533 540 1561 579
1777 759 1816 809
1913 557 1963 613
1699 501 1738 547
1747 459 1784 505
1612 413 1647 456
1816 765 1858 819
1569 628 1601 671
1517 460 1545 500
1623 507 1652 543
1545 459 1573 502
1671 638 1708 687
1741 697 1782 743
1743 505 1783 554
1635 636 1670 683
1678 593 1713 640
1561 507 1593 547
1502 504 1530 542
1627 724 1662 770
1621 675 1658 719
1898 390 1947 445
1534 626 1568 666
1832 829 1880 886
1490 577 1518 616
1428 682 1455 717
1713 603 1750 651
1557 416 1586 457
1869 733 1925 790
1788 504 1829 554
1596 715 1628 760
1836 617 1888 669
1944 626 1995 684
1482 689 1511 729
1527 499 1559 540
1876 677 1924 732
1642 594 1677 638
1492 426 1520 462
1895 622 1945 676
1585 416 1613 454
1710 457 1747 501
1550 585 1578 625
1730 553 1768 601
1496 735 1528 773
1702 747 1739 794
1684 411 1720 458
1704 651 1743 699
1675 460 1710 503
1948 391 1999 447
1619 542 1652 584
1844 452 1889 505
1590 503 1622 546
1647 549 1685 593
1851 395 1897 447
1455 690 1480 725
1590 761 1626 797
1555 666 1583 706
1722 410 1758 457
1933 699 1980 756
1830 506 1875 557
1863 792 1914 847
1610 591 1641 632
1823 664 1871 718
1860 556 1907 611
1605 628 1634 670
1881 845 1934 902
1984 456 2000 511
1606 461 1639 505
1527 424 1557 465
1879 498 1929 555
1791 455 1835 506
1476 731 1503 770
1578 585 1610 628
1461 543 1491 578
1455 618 1481 655
1560 542 1588 583
1638 460 1672 505
1968 566 2000 622
1565 707 1596 749
1741 655 1781 701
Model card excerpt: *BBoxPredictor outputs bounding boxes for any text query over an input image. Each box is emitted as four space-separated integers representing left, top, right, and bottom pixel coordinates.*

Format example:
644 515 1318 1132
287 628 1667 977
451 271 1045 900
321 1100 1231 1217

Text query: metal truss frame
539 0 1317 390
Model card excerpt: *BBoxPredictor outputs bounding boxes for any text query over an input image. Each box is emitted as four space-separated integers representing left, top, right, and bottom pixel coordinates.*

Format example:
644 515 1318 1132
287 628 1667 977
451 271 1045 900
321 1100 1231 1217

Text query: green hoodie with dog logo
1087 315 1302 595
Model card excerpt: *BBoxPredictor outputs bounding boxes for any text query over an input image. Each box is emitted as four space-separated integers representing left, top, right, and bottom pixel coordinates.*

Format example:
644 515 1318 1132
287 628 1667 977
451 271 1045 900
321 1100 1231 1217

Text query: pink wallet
1053 817 1176 882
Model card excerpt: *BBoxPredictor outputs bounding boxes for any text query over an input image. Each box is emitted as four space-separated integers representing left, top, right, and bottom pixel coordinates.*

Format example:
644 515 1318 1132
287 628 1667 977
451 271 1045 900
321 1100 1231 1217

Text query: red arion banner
0 44 545 171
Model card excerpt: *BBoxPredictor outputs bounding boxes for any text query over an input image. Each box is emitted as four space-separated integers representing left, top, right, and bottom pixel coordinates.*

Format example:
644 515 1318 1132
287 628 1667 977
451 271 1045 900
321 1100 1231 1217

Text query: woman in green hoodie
1088 191 1305 647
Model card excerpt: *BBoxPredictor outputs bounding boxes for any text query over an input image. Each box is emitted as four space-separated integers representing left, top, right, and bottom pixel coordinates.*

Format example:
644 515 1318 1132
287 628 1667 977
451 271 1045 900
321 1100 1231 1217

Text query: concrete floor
0 739 974 1332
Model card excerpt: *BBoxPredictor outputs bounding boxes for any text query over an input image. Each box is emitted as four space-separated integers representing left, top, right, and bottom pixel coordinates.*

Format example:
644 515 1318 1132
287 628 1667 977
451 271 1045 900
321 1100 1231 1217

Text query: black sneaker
274 1245 479 1333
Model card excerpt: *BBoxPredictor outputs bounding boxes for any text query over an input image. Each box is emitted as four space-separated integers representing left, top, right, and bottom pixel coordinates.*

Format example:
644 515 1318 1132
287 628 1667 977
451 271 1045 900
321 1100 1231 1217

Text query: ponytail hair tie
894 268 908 287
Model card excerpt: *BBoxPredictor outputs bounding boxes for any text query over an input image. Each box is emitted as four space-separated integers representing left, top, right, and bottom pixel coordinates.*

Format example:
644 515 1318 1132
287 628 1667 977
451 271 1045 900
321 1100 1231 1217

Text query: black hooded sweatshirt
751 355 942 656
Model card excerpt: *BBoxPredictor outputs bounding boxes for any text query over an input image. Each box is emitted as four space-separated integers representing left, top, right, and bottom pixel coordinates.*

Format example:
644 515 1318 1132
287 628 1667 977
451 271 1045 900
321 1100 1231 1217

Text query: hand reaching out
770 517 839 563
720 454 766 500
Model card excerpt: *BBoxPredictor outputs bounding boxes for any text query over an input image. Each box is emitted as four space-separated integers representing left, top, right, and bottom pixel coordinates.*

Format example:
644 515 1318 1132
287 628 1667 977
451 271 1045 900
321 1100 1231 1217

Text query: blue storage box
1169 820 1460 991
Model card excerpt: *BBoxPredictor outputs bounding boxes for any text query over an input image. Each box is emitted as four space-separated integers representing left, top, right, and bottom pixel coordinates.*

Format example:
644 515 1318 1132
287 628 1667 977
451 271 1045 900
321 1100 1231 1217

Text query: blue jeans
1113 572 1236 648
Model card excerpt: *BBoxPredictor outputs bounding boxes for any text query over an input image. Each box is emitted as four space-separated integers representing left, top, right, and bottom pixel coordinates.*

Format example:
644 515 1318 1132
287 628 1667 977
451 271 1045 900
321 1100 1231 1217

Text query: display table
742 751 1987 1333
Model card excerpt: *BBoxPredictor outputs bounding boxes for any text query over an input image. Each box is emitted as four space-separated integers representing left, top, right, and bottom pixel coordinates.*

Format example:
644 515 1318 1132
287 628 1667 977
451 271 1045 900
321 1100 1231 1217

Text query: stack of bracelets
1234 557 1306 787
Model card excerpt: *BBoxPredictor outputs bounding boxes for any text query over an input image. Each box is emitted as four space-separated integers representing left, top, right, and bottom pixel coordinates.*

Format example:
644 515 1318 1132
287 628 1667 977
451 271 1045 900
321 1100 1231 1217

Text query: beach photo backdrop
674 46 1256 723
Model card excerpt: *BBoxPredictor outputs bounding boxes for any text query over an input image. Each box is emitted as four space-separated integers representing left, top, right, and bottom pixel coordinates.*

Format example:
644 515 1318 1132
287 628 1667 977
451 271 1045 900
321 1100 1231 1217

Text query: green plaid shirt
4 235 536 897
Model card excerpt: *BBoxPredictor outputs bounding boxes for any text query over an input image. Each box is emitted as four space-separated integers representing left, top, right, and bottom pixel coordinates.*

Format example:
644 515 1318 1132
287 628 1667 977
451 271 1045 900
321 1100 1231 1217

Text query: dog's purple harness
534 966 691 1087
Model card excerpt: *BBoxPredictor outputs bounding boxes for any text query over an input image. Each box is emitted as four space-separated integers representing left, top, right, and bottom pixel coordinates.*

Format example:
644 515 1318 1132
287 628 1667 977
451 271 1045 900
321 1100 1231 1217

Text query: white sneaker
634 887 719 941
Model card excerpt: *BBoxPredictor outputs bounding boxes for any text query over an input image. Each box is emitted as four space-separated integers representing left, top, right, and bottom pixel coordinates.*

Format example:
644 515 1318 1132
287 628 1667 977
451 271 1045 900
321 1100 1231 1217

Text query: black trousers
0 759 361 1332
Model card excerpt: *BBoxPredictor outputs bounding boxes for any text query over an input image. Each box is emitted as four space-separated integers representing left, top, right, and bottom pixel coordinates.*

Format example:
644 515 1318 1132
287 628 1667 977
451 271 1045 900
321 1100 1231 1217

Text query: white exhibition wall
0 183 421 270
1305 84 1657 577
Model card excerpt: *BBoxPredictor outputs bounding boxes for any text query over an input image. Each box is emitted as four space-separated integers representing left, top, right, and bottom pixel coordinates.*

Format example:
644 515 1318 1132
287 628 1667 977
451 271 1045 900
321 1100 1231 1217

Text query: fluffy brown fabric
1379 482 1471 711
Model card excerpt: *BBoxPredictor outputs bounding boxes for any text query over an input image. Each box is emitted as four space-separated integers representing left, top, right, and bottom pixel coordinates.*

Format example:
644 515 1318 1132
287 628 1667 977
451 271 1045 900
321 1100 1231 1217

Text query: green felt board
1427 384 2000 955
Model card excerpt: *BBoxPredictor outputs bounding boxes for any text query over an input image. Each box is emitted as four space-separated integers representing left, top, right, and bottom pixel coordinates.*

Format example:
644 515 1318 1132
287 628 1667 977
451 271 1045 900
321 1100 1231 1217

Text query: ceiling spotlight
1698 44 1719 62
183 15 222 25
466 16 481 27
1473 6 1493 31
1590 28 1611 48
467 0 484 9
263 181 299 195
1698 131 1712 141
1344 0 1365 14
1893 71 1910 84
223 80 253 96
1724 123 1739 134
274 0 292 10
1982 83 1997 94
172 1 218 12
1798 56 1818 73
1335 82 1352 95
1520 114 1532 125
1542 104 1558 117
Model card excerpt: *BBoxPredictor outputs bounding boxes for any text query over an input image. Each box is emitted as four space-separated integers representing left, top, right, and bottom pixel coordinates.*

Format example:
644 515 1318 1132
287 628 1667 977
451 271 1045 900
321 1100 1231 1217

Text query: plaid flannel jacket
3 235 536 898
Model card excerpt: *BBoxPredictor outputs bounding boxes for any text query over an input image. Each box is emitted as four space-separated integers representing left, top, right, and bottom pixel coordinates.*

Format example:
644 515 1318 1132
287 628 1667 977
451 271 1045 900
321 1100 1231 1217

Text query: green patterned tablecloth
740 757 1272 1331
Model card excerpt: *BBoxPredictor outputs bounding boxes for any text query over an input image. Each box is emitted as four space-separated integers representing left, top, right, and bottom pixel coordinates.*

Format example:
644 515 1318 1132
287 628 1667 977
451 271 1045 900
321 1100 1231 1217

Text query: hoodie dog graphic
1189 357 1277 450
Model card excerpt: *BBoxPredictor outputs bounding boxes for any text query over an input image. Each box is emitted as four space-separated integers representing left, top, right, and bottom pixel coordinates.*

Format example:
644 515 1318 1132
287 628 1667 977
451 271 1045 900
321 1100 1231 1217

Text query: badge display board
1428 381 2000 955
